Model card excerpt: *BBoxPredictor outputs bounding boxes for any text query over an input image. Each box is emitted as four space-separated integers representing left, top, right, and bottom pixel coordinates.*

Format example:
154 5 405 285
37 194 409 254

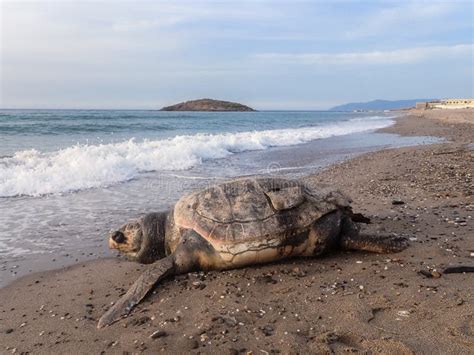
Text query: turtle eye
111 231 126 244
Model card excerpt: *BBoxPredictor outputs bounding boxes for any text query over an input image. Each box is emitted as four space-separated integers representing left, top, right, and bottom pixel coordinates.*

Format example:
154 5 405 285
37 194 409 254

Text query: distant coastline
160 98 256 112
329 99 436 111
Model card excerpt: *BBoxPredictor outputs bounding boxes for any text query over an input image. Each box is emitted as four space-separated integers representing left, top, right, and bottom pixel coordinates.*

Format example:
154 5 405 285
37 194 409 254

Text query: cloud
254 43 473 66
344 1 461 39
1 1 472 109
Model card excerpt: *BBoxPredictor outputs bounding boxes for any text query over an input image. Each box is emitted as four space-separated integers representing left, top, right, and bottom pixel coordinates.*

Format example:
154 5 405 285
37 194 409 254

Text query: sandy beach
1 110 472 354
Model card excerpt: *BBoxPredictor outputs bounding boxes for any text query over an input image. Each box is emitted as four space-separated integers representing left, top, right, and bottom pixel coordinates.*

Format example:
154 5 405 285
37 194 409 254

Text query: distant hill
329 99 436 111
161 99 256 112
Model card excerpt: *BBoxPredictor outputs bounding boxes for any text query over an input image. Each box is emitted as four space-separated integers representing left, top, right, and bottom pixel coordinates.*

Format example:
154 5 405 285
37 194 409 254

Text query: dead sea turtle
98 177 407 328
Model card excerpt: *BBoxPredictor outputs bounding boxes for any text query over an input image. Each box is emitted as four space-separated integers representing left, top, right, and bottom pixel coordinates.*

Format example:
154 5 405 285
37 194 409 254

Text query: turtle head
108 218 144 260
108 212 168 264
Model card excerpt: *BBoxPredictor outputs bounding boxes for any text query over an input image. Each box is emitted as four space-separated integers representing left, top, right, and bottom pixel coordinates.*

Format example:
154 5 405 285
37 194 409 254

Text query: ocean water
0 110 399 197
0 110 440 286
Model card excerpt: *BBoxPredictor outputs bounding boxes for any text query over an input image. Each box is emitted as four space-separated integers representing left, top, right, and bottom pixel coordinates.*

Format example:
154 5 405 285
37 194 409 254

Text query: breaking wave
0 116 393 197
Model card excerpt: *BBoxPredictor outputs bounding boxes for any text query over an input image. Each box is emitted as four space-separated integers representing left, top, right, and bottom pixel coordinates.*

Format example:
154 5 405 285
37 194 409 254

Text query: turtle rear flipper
97 255 175 328
339 216 408 253
340 233 408 254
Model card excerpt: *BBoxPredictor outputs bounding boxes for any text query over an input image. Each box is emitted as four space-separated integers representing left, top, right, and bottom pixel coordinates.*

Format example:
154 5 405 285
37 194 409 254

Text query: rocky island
160 98 256 112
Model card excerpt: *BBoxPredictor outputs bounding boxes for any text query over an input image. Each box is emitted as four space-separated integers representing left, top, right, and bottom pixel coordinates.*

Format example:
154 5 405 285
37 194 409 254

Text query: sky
0 0 473 110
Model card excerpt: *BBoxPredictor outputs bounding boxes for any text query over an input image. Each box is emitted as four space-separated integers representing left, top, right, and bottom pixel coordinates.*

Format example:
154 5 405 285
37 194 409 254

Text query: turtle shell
173 177 350 246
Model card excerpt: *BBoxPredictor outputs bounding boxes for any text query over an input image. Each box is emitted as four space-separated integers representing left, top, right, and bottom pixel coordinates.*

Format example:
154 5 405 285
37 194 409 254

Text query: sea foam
0 117 393 197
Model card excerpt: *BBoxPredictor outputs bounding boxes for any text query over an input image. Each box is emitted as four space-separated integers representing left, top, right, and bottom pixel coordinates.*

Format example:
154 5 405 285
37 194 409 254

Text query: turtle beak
109 230 126 249
111 231 126 244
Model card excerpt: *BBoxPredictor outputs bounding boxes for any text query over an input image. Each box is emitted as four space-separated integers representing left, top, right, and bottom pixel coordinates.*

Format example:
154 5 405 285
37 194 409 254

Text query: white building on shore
416 98 474 109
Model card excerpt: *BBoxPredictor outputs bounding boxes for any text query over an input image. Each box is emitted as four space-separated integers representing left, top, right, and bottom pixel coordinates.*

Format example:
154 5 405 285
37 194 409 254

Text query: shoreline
1 109 472 354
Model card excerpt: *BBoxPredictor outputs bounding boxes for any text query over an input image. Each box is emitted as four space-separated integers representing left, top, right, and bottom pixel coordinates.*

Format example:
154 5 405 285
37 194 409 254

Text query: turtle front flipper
97 255 175 328
339 216 408 254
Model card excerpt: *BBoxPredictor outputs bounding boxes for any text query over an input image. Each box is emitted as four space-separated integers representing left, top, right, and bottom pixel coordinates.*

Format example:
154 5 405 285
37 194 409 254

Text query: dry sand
0 110 473 354
407 108 474 124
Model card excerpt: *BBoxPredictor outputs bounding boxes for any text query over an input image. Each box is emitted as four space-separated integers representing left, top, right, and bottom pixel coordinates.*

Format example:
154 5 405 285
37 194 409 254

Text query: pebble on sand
150 330 168 339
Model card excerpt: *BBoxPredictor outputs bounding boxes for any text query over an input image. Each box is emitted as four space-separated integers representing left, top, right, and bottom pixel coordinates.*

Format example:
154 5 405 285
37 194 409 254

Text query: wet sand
0 109 473 354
